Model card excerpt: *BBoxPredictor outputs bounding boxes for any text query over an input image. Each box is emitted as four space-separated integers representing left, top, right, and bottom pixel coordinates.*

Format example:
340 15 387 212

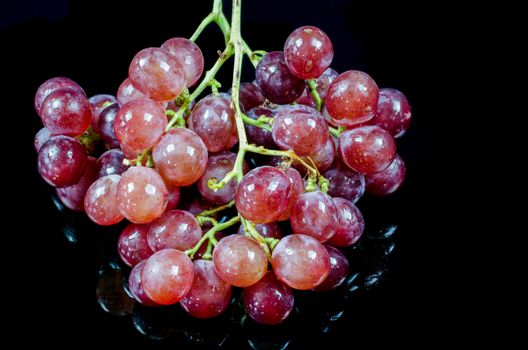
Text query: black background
1 0 474 347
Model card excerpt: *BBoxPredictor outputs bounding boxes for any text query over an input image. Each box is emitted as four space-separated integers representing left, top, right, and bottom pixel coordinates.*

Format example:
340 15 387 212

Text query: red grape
339 125 396 174
180 260 232 319
116 77 146 107
272 234 330 290
129 47 185 102
369 88 412 138
365 153 406 196
235 166 292 223
243 271 294 325
272 105 329 156
84 174 124 225
302 135 335 172
212 234 268 287
38 135 87 187
128 260 159 306
96 149 129 179
141 249 194 305
116 167 168 224
118 223 154 267
40 88 92 136
255 51 305 104
152 128 208 187
114 98 167 153
198 152 248 205
276 167 304 221
327 197 364 247
147 210 202 252
290 191 338 242
230 82 266 111
189 95 238 152
34 77 84 116
284 26 334 79
56 156 97 211
161 37 204 87
326 70 379 126
312 245 349 292
165 187 181 211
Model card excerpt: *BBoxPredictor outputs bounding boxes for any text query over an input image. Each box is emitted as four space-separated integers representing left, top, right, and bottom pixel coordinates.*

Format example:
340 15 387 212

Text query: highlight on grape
34 0 411 325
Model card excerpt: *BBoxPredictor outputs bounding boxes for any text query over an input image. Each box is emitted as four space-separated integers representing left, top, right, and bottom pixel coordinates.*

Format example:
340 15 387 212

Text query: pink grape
198 152 248 205
323 161 365 203
312 245 349 292
339 125 396 174
180 260 232 319
116 167 168 224
365 153 406 196
141 249 194 305
38 135 87 187
255 51 305 104
96 149 129 179
237 222 282 239
284 26 334 79
243 271 294 325
89 94 117 131
212 234 268 287
235 166 292 223
147 210 202 252
114 98 167 153
272 105 329 156
327 197 364 247
84 174 124 225
96 103 120 148
161 37 204 87
301 135 335 172
116 77 146 106
272 234 330 290
118 223 154 267
56 156 97 211
129 47 185 101
369 88 412 138
189 95 237 152
128 260 159 306
40 88 92 136
152 128 208 187
290 191 338 242
326 70 379 126
276 167 304 221
34 127 51 152
34 77 84 116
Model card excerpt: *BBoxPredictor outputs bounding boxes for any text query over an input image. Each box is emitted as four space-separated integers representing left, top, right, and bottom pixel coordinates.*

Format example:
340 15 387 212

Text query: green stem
241 113 272 132
196 216 218 227
241 217 272 260
190 0 224 42
307 79 322 111
185 215 240 259
329 125 345 138
197 200 235 217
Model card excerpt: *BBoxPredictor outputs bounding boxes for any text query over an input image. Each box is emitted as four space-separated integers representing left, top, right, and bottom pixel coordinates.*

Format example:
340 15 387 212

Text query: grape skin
312 245 349 292
118 223 154 267
289 191 338 242
369 88 412 138
147 210 202 252
40 88 93 136
56 156 97 211
128 260 159 306
84 174 124 226
327 198 364 247
365 153 406 196
34 77 84 117
161 37 204 87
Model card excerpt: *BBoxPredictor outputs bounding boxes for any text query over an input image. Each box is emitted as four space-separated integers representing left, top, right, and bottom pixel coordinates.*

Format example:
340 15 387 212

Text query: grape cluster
33 7 411 326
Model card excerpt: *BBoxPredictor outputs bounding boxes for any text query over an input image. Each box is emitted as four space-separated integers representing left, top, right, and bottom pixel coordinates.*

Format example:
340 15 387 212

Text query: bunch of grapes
33 0 411 326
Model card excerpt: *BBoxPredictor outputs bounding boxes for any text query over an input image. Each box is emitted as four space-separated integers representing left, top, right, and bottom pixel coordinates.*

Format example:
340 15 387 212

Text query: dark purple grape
96 103 120 148
231 82 266 110
34 127 51 152
365 153 406 195
245 106 276 149
237 222 282 239
327 198 364 247
297 67 339 107
118 223 154 267
255 51 305 104
96 149 129 179
323 160 365 203
89 94 117 131
312 245 349 292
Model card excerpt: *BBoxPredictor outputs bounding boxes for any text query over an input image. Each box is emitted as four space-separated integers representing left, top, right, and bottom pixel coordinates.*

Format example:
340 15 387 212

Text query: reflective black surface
3 0 452 347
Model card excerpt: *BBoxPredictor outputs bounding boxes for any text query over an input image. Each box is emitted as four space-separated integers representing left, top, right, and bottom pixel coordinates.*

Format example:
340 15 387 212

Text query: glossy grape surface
84 174 124 225
40 88 92 136
38 135 87 187
118 223 154 267
365 153 406 196
327 197 364 247
161 37 204 87
147 210 202 252
290 191 338 242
